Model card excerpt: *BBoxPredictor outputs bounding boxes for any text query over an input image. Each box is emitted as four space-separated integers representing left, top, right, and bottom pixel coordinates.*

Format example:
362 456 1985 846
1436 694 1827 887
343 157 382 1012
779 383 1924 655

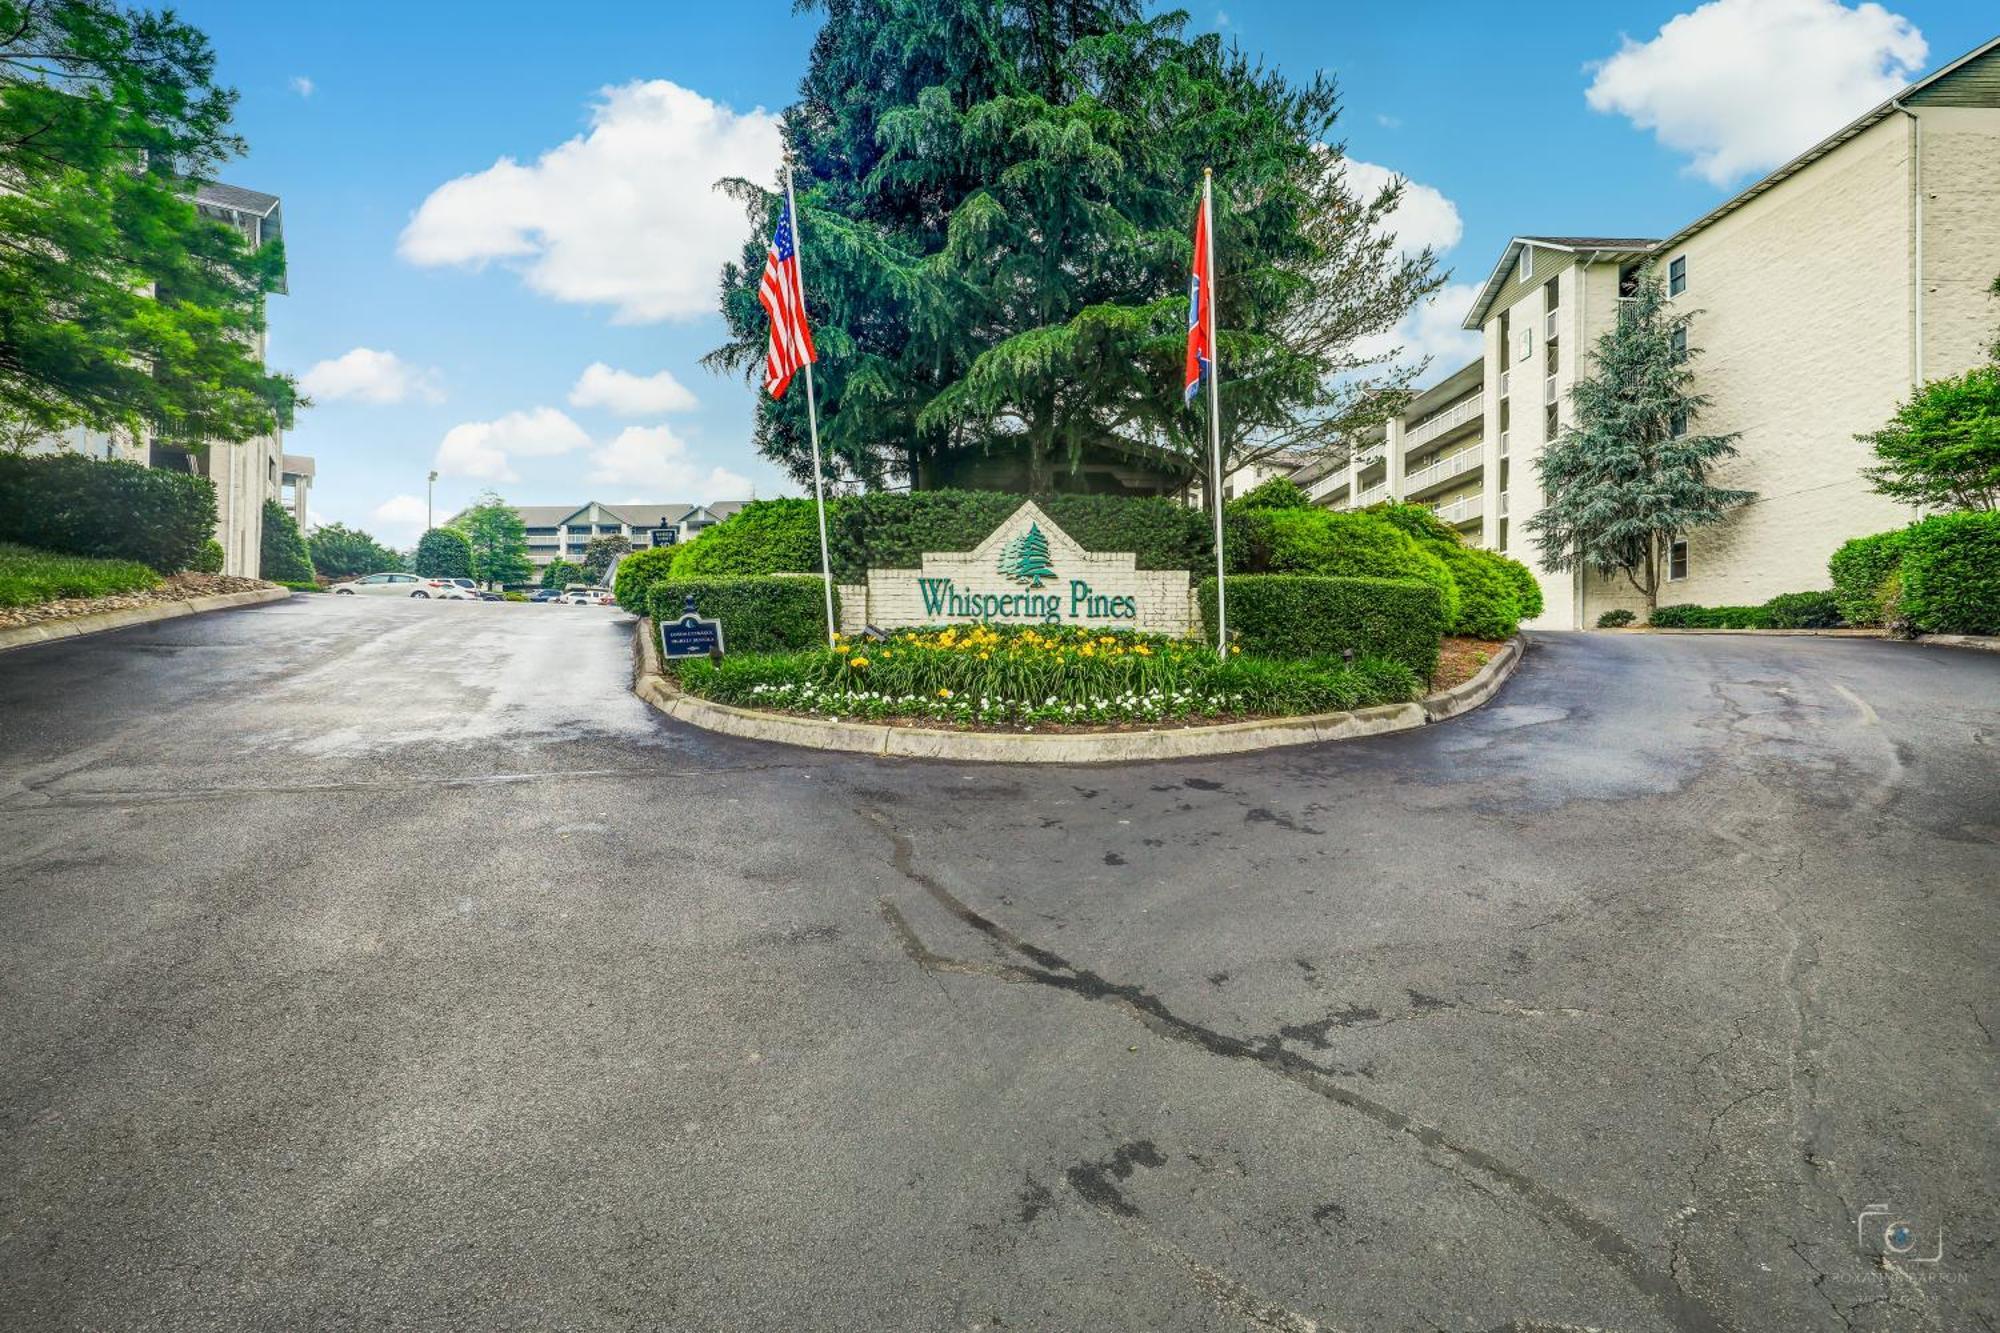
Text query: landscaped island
617 480 1537 733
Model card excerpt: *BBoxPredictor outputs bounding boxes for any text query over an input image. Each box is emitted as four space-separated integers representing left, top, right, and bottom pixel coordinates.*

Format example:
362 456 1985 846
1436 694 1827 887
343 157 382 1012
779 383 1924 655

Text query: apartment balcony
1430 495 1482 527
1401 445 1483 499
1403 392 1483 453
1351 482 1390 509
1306 469 1348 502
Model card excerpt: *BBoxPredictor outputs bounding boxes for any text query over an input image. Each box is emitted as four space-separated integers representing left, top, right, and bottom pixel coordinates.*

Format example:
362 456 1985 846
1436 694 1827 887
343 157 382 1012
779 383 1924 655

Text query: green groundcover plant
0 542 161 607
668 622 1420 727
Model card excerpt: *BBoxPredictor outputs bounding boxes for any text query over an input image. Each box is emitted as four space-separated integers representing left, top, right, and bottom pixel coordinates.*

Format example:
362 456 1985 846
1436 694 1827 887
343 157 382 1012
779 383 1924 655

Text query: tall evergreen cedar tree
1526 264 1752 615
581 534 632 581
706 0 1441 504
0 1 298 450
456 492 533 589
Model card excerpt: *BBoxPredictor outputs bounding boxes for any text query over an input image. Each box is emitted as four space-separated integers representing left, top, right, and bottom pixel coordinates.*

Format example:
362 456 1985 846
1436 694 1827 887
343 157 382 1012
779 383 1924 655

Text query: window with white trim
1667 539 1689 582
1518 246 1534 281
1668 256 1686 296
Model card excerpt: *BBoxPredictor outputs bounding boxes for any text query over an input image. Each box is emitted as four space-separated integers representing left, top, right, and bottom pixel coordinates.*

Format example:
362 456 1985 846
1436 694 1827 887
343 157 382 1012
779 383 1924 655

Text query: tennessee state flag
1183 193 1213 405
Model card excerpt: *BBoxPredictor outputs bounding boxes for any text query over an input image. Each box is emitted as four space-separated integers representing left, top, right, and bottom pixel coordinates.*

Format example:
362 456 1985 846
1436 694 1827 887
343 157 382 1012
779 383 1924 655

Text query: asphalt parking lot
1 594 1994 1331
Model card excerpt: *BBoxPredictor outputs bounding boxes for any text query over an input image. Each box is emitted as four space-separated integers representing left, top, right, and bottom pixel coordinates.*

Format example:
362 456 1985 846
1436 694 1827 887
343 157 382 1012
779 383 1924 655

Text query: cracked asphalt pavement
2 595 1996 1332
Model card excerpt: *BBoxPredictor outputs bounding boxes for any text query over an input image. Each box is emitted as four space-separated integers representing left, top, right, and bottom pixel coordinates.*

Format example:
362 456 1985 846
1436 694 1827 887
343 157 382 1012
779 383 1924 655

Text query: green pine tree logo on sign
998 522 1057 588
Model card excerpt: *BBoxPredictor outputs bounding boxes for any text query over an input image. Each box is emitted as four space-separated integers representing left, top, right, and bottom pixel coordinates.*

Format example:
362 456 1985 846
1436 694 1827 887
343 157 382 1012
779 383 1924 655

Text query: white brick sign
856 501 1194 636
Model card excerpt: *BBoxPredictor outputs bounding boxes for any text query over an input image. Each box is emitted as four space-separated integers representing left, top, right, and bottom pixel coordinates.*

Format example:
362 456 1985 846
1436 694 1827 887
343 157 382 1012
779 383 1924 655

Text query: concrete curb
1909 633 2000 654
0 586 292 654
1609 627 1880 637
631 621 1523 764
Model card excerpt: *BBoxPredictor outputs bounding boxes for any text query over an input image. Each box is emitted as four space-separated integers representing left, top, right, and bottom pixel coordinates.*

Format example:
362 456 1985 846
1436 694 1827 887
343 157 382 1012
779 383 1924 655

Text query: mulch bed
1431 636 1508 693
0 573 276 631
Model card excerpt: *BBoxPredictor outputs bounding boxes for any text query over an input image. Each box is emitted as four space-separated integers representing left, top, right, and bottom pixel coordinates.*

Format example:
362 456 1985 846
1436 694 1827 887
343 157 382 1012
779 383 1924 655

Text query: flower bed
667 623 1422 728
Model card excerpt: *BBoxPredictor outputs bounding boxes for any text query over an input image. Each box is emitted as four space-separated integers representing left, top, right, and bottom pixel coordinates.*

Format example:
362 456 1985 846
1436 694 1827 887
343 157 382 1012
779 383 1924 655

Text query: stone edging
631 621 1523 763
1909 633 2000 654
0 586 292 654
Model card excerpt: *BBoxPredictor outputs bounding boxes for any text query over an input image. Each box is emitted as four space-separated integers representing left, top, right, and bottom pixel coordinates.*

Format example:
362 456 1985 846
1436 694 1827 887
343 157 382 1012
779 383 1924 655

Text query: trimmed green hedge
1649 603 1770 628
191 539 225 574
648 575 837 654
1435 544 1523 638
1829 529 1909 627
613 546 676 614
1199 575 1446 680
1494 553 1544 621
670 498 828 577
1761 590 1844 629
829 490 1211 583
1899 510 2000 635
1229 508 1460 626
0 453 217 573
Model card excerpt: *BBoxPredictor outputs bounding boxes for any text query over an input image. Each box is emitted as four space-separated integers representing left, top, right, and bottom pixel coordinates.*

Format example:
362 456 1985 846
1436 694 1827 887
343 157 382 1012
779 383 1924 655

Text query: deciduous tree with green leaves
540 557 584 590
1859 365 2000 512
0 0 298 449
1526 264 1752 617
413 526 472 580
706 0 1439 504
259 499 312 583
455 492 532 588
308 522 403 580
580 534 631 582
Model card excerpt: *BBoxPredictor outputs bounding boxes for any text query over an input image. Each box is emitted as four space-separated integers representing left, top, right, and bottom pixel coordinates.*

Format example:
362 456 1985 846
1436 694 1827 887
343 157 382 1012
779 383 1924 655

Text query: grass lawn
0 543 162 607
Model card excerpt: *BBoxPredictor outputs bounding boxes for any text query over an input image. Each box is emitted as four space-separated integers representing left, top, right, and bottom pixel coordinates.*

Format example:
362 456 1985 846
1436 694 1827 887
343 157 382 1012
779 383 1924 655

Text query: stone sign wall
852 501 1194 636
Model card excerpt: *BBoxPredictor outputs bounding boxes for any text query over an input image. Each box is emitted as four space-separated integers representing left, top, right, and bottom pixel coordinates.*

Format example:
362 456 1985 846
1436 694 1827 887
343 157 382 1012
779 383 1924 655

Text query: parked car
477 590 505 601
557 584 610 605
432 583 479 601
331 573 431 597
529 589 563 603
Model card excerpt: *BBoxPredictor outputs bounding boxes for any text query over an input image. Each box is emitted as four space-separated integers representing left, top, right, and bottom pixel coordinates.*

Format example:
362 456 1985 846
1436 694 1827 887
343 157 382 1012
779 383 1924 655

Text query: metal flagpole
784 159 839 648
1203 168 1227 657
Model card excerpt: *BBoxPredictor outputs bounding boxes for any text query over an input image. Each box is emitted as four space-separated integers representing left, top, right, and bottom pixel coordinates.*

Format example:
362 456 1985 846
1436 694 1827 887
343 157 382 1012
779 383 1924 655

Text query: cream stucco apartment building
1303 37 2000 630
27 182 307 580
502 500 747 574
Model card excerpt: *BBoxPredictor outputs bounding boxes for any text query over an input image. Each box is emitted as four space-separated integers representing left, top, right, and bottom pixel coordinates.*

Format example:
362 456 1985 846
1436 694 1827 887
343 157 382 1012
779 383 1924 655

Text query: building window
1670 407 1688 439
1668 256 1686 296
1668 539 1689 581
1518 246 1533 281
1544 402 1559 438
1670 324 1688 361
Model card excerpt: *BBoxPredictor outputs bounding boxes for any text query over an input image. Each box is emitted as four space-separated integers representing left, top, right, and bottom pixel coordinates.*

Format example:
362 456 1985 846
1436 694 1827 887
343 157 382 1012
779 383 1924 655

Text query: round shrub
1493 555 1543 620
1898 510 2000 635
1371 501 1461 546
671 498 827 576
0 452 218 572
1230 476 1313 511
191 539 225 574
1437 545 1522 639
613 546 676 614
1828 529 1909 627
1596 608 1636 628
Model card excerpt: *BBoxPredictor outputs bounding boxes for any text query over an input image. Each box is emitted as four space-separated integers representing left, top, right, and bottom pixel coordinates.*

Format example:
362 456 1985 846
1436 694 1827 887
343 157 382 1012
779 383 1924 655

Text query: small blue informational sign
660 595 724 659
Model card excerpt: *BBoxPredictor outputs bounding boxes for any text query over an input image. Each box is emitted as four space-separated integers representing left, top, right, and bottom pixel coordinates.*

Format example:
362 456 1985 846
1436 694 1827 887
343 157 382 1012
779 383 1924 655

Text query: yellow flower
938 688 953 699
1134 644 1151 656
849 656 869 668
1230 644 1242 654
978 651 990 660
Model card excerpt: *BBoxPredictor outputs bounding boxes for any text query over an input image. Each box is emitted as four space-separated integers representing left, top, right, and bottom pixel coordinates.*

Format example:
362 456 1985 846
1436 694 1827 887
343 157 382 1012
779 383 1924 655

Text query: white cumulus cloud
1585 0 1927 186
369 494 430 546
568 362 699 415
398 80 782 323
300 348 444 405
1344 158 1463 256
433 407 589 482
587 424 752 499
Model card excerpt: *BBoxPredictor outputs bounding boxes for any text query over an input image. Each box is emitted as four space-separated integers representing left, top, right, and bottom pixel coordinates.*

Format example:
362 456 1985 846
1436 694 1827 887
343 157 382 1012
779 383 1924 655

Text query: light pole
426 470 438 533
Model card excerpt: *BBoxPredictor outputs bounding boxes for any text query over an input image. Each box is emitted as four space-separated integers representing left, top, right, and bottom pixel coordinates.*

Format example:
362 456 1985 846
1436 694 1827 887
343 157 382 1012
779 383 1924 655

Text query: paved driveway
1 595 1994 1332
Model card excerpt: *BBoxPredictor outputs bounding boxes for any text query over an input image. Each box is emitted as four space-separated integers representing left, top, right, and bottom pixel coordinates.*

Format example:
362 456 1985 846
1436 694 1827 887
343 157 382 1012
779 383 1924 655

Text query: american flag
759 202 817 399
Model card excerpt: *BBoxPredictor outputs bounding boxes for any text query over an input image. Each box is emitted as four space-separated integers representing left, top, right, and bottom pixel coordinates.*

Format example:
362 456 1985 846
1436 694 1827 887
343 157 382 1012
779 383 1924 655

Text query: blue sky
176 0 1994 545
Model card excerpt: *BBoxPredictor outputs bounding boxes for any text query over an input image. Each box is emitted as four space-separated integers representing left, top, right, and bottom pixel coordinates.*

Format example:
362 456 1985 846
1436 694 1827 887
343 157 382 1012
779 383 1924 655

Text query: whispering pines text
917 577 1137 623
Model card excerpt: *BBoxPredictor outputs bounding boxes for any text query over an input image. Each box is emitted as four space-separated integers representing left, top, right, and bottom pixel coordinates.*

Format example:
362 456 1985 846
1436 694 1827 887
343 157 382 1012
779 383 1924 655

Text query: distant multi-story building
503 501 749 573
28 181 309 580
1300 36 2000 629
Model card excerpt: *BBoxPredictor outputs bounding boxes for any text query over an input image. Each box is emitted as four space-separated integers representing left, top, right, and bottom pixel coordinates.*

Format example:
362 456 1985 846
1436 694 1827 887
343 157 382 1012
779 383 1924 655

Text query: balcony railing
1403 392 1483 452
1352 482 1390 509
1402 445 1483 495
1306 469 1348 502
1431 495 1481 526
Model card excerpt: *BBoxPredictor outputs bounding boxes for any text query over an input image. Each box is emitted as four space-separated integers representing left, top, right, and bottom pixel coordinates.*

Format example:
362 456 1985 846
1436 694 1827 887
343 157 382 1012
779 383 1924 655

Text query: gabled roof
1461 237 1657 330
506 501 706 529
1461 35 2000 332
